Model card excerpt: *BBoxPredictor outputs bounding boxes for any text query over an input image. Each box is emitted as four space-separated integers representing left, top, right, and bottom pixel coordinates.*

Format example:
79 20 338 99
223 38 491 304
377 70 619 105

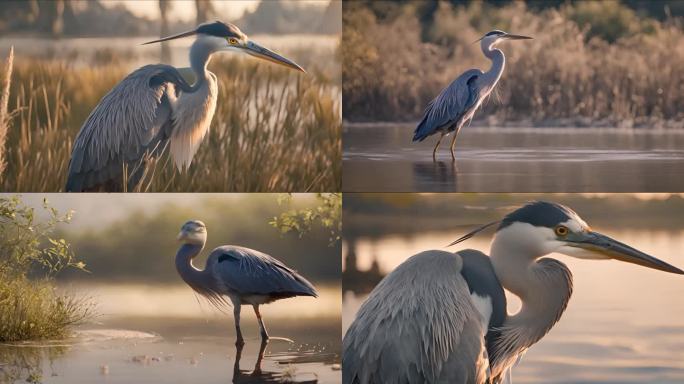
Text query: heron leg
253 305 269 340
233 304 244 346
449 128 461 161
253 338 268 374
433 133 445 161
233 341 244 377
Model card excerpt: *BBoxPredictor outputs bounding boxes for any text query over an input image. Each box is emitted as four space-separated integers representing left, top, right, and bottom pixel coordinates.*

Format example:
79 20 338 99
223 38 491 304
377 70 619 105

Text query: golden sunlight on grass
0 55 340 192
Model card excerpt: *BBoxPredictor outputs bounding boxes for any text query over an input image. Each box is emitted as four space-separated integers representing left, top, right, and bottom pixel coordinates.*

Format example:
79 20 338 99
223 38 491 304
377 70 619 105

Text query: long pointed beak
568 231 684 274
142 29 197 45
242 40 305 73
504 34 533 40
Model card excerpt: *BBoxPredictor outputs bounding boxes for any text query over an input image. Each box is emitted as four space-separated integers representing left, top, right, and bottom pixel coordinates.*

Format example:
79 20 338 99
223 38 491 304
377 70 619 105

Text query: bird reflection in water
412 161 459 191
232 340 317 384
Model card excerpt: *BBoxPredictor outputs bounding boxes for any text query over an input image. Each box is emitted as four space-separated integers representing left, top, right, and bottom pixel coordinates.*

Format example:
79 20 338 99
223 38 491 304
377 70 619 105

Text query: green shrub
0 196 91 342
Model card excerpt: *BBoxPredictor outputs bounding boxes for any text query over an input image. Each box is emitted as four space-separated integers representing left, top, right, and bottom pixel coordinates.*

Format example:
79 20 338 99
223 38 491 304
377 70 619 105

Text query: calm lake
1 284 341 384
342 229 684 384
343 123 684 192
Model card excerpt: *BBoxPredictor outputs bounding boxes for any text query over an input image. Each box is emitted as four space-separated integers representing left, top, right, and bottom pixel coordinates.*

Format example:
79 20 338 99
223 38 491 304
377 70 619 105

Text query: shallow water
0 285 341 384
342 229 684 383
343 124 684 192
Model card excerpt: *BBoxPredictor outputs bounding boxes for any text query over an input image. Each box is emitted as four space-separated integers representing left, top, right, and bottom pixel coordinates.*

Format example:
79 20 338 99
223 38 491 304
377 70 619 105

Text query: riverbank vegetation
0 196 91 342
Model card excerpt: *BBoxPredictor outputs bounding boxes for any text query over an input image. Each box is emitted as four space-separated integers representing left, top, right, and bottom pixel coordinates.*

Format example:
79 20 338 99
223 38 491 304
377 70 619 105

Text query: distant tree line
0 0 341 37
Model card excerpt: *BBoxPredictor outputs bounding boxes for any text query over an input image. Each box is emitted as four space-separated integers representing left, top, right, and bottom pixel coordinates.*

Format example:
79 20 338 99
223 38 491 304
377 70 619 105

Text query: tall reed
0 47 13 179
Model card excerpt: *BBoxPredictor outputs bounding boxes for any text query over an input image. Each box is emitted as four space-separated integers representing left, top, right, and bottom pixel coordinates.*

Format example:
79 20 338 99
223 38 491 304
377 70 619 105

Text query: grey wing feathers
413 69 483 142
343 250 488 384
210 246 318 298
459 250 507 346
65 64 188 191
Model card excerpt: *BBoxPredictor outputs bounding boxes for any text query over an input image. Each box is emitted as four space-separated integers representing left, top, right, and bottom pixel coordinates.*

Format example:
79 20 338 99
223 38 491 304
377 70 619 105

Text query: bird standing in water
413 30 532 160
175 220 317 345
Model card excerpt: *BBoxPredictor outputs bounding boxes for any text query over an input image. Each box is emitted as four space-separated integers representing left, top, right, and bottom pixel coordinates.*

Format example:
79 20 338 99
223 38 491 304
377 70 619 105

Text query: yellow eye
555 225 569 237
229 38 238 45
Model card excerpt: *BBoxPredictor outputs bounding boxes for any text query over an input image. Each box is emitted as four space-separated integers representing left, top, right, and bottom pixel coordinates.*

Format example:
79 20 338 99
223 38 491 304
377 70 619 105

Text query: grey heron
343 201 683 384
413 30 532 160
176 220 317 345
65 21 304 192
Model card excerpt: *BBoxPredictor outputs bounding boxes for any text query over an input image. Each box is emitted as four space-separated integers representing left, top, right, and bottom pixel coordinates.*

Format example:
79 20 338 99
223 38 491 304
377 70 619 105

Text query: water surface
343 124 684 192
1 284 341 384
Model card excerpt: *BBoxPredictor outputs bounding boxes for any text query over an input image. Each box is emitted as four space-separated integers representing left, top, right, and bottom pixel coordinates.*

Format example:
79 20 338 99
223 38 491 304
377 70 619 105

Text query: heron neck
481 43 505 86
489 235 573 377
175 242 209 292
189 40 213 90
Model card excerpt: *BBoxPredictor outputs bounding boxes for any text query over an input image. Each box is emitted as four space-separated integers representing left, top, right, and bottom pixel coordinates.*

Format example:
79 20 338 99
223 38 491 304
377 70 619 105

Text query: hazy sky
13 193 316 230
101 0 329 23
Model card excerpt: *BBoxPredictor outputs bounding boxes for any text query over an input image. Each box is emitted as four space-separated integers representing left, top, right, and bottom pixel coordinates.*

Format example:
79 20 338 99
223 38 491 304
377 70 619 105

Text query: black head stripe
498 201 579 230
485 30 505 37
196 21 245 39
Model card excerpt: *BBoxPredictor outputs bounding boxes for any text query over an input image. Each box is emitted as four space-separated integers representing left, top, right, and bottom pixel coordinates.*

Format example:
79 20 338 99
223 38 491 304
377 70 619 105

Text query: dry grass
0 55 340 192
0 47 13 179
343 2 684 127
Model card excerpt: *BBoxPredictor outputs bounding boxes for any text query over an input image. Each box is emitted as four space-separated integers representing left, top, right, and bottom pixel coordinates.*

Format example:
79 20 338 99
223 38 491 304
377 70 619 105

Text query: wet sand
343 124 684 192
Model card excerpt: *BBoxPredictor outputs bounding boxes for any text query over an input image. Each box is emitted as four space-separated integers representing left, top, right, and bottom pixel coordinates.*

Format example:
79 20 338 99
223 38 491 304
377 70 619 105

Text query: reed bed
343 2 684 127
0 53 340 192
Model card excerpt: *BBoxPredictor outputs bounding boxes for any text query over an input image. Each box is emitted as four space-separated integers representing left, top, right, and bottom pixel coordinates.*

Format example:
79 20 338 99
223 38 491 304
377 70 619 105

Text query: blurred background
0 193 341 384
0 0 341 192
343 193 684 383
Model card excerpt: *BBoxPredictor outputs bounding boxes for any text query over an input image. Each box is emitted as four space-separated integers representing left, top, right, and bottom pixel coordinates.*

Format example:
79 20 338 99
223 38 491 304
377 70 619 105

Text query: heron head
143 21 305 73
177 220 207 246
476 30 533 47
491 201 683 274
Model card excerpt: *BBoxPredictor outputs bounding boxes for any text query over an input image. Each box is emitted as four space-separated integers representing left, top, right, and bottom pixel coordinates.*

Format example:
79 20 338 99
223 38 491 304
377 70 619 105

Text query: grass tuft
0 278 93 342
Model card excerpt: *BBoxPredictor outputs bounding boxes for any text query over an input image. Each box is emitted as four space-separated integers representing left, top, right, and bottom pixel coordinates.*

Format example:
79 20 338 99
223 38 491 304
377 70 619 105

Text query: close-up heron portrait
0 0 341 192
342 0 684 192
0 193 341 383
342 193 684 384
